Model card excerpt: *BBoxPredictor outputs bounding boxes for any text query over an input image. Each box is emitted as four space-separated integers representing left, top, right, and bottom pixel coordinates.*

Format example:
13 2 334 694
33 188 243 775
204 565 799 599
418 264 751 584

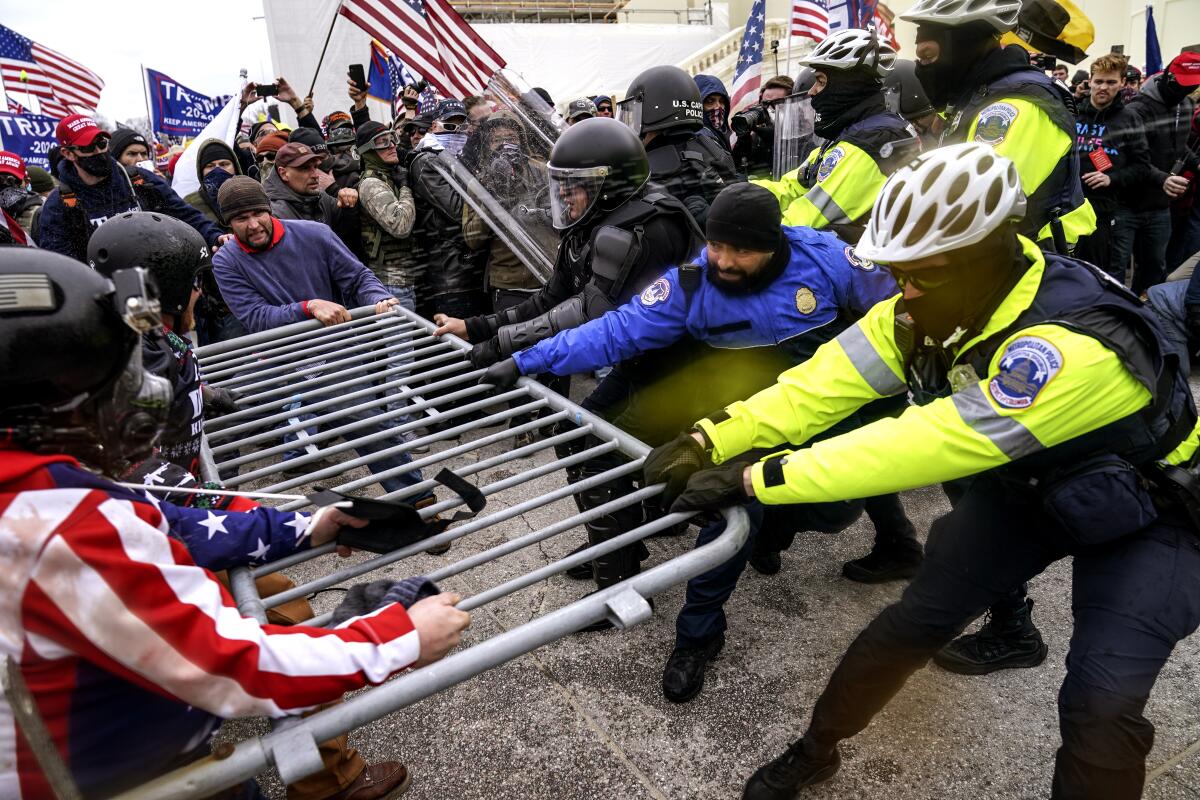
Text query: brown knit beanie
217 176 271 219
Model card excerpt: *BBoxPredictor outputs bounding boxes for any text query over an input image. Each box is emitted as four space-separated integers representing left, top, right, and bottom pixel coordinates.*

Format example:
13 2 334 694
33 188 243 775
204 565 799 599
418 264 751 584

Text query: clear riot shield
772 92 818 181
424 70 566 284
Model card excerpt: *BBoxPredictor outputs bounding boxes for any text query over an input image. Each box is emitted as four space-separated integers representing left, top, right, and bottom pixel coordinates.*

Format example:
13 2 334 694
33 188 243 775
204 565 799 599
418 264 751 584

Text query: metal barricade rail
112 304 749 799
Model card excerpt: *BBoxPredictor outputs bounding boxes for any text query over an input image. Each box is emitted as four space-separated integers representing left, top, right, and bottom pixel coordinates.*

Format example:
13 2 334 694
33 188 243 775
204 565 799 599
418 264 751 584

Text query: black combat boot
743 738 841 799
933 598 1048 675
661 633 724 703
841 534 923 583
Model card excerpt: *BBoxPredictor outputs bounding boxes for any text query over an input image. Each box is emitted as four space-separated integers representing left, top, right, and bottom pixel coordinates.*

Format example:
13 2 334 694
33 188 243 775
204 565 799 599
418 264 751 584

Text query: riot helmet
547 117 650 230
88 212 211 319
618 65 705 136
0 248 171 474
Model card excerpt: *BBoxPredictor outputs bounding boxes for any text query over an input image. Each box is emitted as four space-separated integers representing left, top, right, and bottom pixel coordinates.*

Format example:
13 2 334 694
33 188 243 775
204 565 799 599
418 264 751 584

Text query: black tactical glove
202 385 240 416
479 357 521 388
468 337 503 368
643 431 711 508
669 461 749 513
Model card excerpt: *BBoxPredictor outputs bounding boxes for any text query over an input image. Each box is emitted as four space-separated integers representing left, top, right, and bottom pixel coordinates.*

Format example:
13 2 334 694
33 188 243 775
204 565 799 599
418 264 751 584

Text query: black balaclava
913 22 998 109
903 224 1027 343
811 70 884 139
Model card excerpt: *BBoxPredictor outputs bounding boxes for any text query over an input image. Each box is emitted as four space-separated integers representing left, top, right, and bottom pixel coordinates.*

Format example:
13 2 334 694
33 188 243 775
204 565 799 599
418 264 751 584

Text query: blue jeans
675 498 865 649
1111 207 1172 292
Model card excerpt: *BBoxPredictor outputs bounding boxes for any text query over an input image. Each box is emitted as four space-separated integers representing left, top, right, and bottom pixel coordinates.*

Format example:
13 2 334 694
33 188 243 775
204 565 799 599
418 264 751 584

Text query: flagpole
308 2 343 97
140 64 154 138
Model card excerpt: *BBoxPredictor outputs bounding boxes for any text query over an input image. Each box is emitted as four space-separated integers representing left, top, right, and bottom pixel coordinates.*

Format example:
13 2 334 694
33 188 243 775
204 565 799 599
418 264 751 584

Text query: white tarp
263 0 720 124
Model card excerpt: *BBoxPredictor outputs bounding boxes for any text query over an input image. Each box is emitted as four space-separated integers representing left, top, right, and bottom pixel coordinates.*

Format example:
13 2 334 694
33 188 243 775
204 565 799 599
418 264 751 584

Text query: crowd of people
2 0 1200 797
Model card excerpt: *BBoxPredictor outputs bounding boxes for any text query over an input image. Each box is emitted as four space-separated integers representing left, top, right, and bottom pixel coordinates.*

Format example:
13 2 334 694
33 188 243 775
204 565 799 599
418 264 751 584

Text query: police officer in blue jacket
482 183 920 700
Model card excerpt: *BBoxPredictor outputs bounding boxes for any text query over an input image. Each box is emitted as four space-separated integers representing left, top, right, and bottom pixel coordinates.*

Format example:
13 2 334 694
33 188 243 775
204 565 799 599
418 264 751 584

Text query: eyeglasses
885 263 960 292
73 137 109 155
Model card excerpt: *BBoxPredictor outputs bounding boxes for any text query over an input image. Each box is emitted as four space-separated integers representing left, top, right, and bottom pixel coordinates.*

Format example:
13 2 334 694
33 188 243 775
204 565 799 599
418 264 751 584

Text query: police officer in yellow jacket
902 0 1095 250
643 144 1200 799
756 29 919 240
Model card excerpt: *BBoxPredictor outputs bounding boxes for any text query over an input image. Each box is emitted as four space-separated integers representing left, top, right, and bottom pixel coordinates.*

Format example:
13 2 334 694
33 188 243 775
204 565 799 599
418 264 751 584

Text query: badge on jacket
974 103 1019 146
988 336 1062 409
795 287 817 314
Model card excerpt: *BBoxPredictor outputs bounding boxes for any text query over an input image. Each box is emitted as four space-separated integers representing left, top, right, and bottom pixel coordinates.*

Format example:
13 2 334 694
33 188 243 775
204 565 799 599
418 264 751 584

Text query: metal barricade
113 304 749 799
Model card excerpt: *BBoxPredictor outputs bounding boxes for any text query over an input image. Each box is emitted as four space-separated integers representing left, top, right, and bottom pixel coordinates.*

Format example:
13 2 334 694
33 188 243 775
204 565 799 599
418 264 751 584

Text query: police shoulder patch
844 246 875 271
974 103 1019 145
988 336 1063 410
640 277 671 306
816 146 845 182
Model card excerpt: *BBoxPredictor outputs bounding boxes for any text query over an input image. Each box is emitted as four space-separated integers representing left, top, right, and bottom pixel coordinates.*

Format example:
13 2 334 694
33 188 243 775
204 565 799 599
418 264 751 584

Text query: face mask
203 167 233 204
705 107 727 131
78 152 113 178
434 132 467 156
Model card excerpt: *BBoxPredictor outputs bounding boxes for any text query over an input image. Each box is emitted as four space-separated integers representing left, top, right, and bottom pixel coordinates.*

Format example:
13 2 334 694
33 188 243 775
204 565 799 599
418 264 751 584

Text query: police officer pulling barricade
757 29 920 241
617 65 741 224
643 143 1200 800
480 182 922 696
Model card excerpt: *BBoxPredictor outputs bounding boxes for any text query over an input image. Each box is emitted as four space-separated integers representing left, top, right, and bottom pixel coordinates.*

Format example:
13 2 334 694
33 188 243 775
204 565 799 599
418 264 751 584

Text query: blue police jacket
514 225 899 377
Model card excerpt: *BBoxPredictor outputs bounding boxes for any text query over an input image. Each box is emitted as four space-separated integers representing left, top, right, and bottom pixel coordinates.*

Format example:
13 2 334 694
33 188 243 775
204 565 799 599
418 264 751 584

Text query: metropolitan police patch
640 277 671 306
974 103 1018 145
816 146 845 182
844 246 875 271
988 336 1063 410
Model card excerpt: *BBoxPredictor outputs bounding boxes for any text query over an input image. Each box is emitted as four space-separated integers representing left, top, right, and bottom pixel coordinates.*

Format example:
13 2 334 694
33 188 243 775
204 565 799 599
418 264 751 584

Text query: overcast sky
2 0 276 122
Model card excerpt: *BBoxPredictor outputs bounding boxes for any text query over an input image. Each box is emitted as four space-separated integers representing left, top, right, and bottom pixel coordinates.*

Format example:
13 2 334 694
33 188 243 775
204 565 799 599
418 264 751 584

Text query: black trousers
804 475 1200 799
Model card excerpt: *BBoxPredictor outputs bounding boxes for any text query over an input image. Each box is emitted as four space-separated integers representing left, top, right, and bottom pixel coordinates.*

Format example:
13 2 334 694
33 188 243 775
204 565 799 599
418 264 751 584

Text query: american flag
339 0 506 99
791 0 830 43
729 0 766 113
0 25 103 114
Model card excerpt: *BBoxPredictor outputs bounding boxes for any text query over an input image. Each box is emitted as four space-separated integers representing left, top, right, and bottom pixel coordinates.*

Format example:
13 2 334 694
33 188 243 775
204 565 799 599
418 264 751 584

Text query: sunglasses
73 137 110 155
885 263 961 292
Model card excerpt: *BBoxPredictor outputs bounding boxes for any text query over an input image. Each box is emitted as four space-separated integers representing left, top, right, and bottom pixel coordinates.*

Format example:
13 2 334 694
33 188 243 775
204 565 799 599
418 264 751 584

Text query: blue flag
145 68 229 137
1145 5 1162 76
0 111 56 169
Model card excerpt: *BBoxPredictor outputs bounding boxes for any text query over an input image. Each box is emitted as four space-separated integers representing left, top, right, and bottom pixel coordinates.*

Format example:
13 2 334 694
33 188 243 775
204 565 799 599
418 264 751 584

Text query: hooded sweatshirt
694 74 732 153
1126 74 1198 211
183 138 243 227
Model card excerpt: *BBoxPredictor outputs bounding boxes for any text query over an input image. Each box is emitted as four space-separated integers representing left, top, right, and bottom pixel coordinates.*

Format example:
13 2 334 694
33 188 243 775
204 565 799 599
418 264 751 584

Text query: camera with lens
731 104 772 137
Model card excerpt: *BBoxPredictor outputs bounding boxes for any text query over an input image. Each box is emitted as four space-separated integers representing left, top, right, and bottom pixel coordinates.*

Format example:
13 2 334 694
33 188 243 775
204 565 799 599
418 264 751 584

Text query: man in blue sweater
211 176 429 499
37 114 225 261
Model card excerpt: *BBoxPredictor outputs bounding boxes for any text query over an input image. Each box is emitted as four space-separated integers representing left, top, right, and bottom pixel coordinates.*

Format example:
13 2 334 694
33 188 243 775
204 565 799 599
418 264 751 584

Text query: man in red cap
1123 52 1199 292
0 150 42 240
37 114 226 262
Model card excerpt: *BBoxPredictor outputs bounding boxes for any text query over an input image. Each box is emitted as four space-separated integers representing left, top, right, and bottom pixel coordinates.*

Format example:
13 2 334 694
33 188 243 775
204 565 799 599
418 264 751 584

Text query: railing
107 304 750 799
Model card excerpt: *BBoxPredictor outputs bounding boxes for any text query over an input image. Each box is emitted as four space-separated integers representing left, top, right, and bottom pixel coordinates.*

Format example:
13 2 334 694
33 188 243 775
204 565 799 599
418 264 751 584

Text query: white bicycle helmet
900 0 1022 34
799 29 897 78
856 142 1027 263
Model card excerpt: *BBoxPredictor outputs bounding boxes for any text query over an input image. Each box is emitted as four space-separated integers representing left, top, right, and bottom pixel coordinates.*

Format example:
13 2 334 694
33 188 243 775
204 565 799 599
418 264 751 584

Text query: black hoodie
1073 93 1150 212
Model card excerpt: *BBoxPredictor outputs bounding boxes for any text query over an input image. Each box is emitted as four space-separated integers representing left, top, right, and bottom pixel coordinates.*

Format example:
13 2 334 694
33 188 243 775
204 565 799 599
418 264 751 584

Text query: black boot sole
933 641 1049 675
840 559 921 584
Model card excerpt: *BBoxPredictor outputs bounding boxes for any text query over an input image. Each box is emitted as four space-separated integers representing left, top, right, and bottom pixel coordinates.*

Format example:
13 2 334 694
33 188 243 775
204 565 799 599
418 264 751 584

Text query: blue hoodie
694 74 732 152
37 157 223 262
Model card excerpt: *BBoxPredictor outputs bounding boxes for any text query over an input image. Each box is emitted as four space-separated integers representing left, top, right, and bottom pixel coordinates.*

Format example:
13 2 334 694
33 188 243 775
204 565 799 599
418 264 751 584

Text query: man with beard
38 114 225 262
664 142 1199 800
756 29 919 242
900 0 1098 675
901 0 1095 251
478 184 908 696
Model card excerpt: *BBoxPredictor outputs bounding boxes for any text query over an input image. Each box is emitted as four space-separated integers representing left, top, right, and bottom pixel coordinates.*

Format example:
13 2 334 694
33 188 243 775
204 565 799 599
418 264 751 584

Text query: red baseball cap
0 151 27 181
55 114 108 148
1168 52 1200 88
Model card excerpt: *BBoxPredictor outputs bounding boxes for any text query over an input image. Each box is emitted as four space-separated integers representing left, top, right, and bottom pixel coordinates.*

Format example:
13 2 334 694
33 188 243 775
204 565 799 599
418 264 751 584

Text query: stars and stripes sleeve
20 490 422 719
154 499 314 572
